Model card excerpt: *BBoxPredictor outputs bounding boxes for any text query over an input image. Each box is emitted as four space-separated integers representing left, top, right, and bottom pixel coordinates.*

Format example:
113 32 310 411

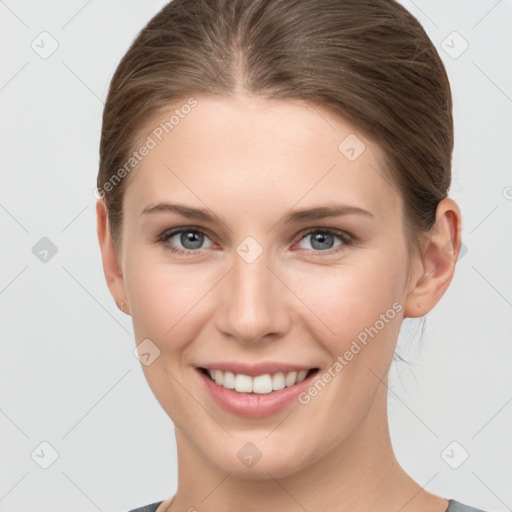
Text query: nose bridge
215 244 289 342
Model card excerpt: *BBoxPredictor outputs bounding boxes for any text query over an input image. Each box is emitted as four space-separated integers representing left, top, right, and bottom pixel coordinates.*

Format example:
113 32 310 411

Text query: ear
96 198 130 315
403 197 462 318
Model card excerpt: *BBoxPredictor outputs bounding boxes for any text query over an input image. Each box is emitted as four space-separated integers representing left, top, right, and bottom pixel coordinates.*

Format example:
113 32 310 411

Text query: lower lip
196 368 318 419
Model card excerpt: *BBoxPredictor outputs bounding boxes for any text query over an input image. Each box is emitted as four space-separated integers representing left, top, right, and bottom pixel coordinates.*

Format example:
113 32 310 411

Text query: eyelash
157 226 354 257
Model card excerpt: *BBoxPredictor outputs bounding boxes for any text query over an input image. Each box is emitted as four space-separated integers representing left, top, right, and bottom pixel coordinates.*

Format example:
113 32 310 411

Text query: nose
214 246 292 344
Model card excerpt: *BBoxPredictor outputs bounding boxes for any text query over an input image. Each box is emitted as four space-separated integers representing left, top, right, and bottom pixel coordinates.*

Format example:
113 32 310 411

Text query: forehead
124 94 400 221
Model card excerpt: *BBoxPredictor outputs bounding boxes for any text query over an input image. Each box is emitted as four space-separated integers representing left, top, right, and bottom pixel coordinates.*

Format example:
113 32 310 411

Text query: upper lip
197 361 318 377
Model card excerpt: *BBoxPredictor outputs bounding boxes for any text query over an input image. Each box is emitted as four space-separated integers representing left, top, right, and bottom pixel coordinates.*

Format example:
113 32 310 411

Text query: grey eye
298 231 343 251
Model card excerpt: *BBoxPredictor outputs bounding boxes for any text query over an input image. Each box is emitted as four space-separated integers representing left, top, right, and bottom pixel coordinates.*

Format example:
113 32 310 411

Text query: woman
96 1 491 511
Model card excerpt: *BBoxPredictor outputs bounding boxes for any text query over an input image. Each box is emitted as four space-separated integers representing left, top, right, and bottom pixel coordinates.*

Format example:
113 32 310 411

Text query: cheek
123 256 218 348
287 261 405 432
292 256 405 339
122 258 216 420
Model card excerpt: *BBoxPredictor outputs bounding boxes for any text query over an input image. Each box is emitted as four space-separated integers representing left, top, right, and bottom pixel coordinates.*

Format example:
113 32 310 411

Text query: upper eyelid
159 225 216 243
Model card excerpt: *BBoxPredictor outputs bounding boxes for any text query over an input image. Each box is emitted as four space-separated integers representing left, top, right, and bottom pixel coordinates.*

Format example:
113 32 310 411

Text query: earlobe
96 199 130 315
403 198 462 318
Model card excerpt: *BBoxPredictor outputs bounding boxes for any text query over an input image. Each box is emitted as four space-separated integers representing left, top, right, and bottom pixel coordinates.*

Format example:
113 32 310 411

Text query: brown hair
97 0 453 263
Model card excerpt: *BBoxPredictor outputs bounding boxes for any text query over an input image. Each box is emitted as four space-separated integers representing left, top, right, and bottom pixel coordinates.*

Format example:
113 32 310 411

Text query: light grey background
0 1 511 511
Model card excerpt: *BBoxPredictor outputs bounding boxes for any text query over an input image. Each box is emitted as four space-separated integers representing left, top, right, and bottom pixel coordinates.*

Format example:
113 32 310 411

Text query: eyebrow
141 201 374 223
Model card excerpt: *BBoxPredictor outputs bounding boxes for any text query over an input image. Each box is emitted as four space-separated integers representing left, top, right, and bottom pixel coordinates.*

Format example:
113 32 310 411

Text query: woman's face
110 94 422 477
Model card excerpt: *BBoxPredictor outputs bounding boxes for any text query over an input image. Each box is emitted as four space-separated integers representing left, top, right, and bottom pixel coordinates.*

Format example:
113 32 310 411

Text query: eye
296 228 352 255
158 226 354 257
159 227 214 255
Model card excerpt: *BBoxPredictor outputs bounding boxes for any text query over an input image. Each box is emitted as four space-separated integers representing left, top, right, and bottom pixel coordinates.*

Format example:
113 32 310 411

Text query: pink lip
196 367 319 419
197 361 317 377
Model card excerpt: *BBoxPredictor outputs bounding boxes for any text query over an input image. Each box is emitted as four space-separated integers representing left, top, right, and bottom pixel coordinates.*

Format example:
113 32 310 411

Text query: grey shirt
126 498 492 512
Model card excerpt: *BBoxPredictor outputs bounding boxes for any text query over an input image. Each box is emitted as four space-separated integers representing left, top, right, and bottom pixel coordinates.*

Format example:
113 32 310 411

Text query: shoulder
447 499 494 512
126 501 164 512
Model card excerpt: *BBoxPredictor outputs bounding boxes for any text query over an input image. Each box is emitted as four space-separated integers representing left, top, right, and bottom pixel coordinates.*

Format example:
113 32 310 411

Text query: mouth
198 367 320 395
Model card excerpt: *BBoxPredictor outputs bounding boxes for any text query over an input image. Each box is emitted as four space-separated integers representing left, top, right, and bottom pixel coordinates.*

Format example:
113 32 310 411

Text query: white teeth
285 371 297 387
214 370 223 386
222 371 235 389
272 372 285 391
234 374 253 393
205 368 314 394
253 374 273 394
296 370 308 383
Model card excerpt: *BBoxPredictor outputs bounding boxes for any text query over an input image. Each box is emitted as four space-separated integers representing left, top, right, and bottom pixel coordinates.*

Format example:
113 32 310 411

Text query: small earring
118 300 125 311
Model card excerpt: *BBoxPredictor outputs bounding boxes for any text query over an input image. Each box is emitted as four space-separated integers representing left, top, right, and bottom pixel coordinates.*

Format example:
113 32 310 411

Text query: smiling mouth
199 367 319 394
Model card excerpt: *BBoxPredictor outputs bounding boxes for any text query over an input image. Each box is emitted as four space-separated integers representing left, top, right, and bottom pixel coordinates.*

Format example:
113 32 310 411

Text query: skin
96 93 461 512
